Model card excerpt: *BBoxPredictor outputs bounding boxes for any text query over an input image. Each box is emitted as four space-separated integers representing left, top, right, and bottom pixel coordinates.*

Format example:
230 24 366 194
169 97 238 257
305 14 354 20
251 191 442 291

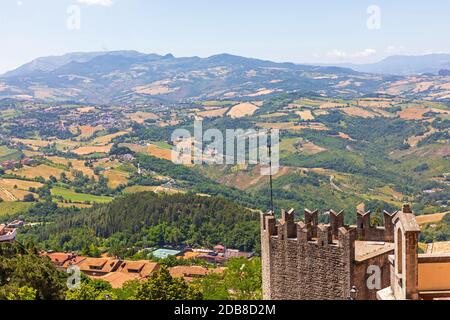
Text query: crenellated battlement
356 209 398 242
262 207 398 245
261 208 357 248
261 205 399 300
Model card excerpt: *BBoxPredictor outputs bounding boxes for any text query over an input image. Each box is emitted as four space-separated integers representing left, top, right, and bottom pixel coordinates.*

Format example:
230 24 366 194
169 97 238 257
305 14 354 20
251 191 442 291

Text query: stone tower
261 208 398 300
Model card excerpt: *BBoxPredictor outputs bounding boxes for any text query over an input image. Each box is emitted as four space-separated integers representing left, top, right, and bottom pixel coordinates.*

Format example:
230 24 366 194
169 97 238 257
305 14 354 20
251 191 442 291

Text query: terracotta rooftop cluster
41 251 224 288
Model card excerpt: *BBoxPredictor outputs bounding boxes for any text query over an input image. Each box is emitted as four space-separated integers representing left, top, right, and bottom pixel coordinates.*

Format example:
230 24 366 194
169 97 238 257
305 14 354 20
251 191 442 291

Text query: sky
0 0 450 73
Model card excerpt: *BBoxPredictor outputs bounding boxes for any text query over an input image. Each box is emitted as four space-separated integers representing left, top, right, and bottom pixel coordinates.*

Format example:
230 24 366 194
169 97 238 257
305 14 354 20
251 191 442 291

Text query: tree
0 243 66 300
60 172 69 183
23 193 36 202
66 280 116 301
197 272 229 300
5 286 37 300
113 280 140 300
198 258 262 300
223 258 262 300
134 266 202 300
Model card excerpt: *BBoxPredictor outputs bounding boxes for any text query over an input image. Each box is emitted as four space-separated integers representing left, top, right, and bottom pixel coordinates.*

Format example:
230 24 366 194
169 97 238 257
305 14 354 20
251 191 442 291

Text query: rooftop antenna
267 129 274 213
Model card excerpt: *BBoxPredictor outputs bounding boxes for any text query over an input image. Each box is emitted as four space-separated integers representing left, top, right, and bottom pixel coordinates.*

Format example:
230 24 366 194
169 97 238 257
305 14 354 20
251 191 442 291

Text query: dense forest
21 192 261 256
0 242 67 300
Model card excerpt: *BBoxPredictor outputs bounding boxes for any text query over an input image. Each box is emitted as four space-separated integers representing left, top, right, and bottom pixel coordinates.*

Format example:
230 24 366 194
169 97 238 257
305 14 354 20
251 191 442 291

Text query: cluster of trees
1 241 263 301
24 192 261 255
65 258 262 301
431 118 450 130
120 124 177 144
420 213 450 243
1 240 262 301
0 243 66 300
418 131 450 147
198 257 262 300
66 170 111 196
66 267 202 301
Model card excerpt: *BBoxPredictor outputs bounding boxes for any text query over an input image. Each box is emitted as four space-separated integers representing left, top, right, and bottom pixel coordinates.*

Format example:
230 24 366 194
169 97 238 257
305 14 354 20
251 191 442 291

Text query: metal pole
268 129 274 213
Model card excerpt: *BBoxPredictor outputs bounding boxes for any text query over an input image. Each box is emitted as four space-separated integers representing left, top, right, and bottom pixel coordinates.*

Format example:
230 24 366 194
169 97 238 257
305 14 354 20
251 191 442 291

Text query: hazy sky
1 0 449 73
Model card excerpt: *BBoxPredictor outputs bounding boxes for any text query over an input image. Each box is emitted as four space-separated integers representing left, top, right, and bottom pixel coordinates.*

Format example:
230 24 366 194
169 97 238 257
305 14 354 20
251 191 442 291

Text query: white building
0 225 17 242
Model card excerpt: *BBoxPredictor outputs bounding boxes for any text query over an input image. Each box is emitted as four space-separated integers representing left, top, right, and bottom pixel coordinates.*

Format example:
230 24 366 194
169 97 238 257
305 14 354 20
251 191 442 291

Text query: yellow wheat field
196 107 229 118
73 144 113 156
10 164 66 180
228 103 259 118
125 112 159 124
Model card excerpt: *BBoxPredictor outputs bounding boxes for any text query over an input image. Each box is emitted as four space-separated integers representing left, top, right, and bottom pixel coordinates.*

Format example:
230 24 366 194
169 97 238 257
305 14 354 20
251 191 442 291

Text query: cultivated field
46 156 96 178
416 212 449 225
133 81 179 95
228 103 259 118
398 107 430 120
0 202 34 217
76 125 104 138
197 107 229 118
257 122 329 131
0 146 21 162
319 102 346 109
123 185 184 195
298 141 327 155
259 112 288 118
121 143 173 162
296 110 315 120
73 144 113 156
76 106 97 113
10 164 66 180
103 170 129 189
91 131 129 145
247 89 275 97
218 165 295 190
51 187 112 204
0 178 43 191
341 107 378 118
125 111 159 124
12 138 50 149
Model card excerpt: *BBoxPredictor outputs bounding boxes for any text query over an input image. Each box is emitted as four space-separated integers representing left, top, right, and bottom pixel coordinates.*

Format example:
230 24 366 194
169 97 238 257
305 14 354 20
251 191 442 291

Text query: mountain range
0 51 395 105
337 54 450 76
1 51 449 105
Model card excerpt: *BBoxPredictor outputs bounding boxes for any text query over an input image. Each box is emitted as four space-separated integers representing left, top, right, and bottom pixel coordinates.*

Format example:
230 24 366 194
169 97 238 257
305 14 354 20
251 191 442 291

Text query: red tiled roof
117 260 159 277
91 273 140 289
63 256 87 268
77 258 122 273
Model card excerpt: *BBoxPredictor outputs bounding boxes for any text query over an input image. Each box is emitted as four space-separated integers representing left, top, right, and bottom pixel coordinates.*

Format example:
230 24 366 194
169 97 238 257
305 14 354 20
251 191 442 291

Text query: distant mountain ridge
0 50 391 104
338 54 450 75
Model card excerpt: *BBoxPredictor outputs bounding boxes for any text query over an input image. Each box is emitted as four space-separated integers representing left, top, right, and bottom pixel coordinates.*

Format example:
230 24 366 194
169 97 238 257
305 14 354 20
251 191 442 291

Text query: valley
0 52 448 300
0 90 448 236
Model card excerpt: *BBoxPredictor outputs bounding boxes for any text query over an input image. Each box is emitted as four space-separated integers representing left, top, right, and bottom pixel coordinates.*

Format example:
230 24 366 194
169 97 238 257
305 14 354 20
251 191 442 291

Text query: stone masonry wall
353 253 393 300
262 209 396 300
269 237 353 300
262 210 355 300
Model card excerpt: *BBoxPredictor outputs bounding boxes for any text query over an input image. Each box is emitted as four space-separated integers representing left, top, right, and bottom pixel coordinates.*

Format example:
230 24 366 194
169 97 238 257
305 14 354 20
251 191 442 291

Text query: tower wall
356 210 398 242
261 208 396 300
261 209 356 300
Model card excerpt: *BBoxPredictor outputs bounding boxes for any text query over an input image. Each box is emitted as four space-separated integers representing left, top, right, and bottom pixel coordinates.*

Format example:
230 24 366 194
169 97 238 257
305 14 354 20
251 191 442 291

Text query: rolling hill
0 51 396 105
340 54 450 76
